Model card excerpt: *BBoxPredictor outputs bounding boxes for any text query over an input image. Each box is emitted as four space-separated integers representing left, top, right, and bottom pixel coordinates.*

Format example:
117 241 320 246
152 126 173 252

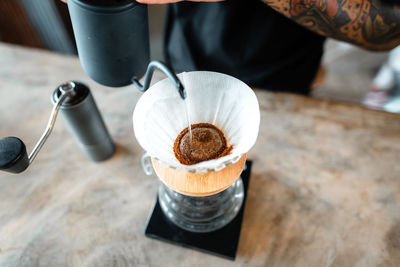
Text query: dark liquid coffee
174 123 232 165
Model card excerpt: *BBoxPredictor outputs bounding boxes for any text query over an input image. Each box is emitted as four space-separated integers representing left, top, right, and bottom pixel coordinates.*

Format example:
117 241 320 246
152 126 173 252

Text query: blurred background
1 1 399 113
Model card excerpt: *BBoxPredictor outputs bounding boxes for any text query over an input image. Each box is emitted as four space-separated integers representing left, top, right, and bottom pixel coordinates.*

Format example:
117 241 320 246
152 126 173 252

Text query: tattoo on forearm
263 0 400 50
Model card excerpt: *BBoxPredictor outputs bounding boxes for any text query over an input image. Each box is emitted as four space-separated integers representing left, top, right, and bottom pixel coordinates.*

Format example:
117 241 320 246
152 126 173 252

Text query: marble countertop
0 42 399 267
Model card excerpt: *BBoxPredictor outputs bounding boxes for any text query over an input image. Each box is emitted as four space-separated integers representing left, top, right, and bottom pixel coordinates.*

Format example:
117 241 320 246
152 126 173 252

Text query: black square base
145 161 252 260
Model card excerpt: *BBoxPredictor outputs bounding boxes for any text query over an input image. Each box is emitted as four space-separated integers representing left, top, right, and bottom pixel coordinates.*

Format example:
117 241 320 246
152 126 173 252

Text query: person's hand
137 0 223 3
60 0 223 3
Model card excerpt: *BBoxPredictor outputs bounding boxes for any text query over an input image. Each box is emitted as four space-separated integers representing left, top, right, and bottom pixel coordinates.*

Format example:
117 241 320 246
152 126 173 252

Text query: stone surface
0 42 399 267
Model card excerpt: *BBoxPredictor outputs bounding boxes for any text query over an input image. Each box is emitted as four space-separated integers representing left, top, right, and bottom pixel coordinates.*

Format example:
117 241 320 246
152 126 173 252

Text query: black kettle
67 0 150 87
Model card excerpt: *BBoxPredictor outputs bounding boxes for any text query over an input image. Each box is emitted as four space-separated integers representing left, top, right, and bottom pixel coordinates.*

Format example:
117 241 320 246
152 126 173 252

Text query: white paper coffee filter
133 71 260 171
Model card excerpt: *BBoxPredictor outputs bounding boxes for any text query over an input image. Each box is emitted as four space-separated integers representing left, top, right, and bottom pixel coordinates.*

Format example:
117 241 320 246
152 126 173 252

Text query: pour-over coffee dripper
134 71 260 233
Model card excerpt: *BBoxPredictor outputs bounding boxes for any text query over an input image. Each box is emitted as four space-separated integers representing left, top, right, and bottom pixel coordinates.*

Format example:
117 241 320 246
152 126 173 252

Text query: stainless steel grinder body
52 82 115 161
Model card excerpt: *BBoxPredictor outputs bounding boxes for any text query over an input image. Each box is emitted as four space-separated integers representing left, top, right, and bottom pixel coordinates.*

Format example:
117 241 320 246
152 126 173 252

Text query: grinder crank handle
0 83 75 174
132 61 186 99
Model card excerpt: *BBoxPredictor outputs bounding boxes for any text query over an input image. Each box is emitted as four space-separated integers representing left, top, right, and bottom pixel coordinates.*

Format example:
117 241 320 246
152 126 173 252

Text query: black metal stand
145 161 252 260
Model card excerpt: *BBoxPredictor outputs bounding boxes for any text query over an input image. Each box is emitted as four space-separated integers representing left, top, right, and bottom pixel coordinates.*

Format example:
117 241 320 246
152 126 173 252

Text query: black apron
164 0 326 94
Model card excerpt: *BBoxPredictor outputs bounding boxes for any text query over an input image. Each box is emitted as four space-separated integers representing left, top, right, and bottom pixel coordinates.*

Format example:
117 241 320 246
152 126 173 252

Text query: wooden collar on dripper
152 154 247 197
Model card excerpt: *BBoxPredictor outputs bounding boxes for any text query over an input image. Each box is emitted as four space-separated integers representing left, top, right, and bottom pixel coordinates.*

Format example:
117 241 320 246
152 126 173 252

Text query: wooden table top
0 42 399 267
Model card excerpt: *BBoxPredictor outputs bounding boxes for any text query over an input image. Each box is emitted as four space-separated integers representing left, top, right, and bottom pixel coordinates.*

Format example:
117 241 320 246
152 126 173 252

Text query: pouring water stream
181 75 193 142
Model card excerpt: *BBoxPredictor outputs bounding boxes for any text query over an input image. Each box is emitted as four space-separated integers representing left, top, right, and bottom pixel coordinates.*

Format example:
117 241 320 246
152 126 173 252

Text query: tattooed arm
262 0 400 51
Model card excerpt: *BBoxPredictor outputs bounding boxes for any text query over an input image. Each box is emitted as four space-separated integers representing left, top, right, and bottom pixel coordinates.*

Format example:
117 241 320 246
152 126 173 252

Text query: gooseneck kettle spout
132 61 186 100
